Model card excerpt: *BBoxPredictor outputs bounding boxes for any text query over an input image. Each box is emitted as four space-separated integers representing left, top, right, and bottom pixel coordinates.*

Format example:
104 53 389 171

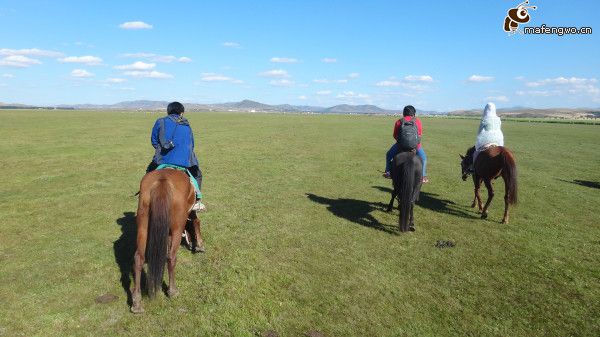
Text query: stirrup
191 201 206 212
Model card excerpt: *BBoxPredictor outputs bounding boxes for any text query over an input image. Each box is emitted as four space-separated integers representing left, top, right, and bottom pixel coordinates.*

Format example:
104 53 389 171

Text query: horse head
459 147 475 181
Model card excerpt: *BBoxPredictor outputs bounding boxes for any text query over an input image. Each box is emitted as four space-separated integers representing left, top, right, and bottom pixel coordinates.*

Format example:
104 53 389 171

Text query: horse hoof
193 244 206 253
130 305 144 314
168 288 179 298
481 213 488 219
471 203 476 208
409 226 415 232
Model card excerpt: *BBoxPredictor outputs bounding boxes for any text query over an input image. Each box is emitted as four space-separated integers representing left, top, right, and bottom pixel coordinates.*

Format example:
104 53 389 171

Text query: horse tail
503 149 518 205
399 153 415 231
146 178 171 297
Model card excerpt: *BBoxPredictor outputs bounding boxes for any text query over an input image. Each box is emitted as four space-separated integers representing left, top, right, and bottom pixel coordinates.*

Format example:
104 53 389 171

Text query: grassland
0 110 599 337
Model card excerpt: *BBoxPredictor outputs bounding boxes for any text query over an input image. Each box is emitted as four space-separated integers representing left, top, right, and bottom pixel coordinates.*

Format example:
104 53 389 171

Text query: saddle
473 143 498 165
393 149 417 166
156 164 202 199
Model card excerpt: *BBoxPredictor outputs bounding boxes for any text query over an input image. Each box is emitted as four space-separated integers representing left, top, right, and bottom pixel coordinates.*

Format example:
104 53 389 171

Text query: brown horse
460 146 518 224
131 168 204 314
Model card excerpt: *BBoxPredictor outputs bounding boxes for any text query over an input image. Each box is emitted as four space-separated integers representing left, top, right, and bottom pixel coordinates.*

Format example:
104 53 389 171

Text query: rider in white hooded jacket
474 102 504 162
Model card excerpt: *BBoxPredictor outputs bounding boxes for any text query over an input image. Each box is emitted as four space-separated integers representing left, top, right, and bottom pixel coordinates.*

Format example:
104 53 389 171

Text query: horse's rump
391 151 423 231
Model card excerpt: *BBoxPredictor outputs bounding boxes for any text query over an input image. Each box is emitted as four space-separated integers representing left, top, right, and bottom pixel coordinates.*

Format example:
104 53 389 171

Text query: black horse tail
399 154 415 231
503 149 518 205
146 178 171 297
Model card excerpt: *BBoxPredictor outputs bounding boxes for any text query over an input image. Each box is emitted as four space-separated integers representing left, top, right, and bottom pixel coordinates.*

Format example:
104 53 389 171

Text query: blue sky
0 0 598 110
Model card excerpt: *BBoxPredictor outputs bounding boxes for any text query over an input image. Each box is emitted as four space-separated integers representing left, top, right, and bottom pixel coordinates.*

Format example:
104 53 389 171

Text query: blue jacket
151 114 199 168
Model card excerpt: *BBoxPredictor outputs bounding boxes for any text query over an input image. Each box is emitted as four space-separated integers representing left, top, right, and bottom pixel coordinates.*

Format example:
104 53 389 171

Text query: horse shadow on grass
305 193 398 234
560 179 600 190
371 185 478 220
114 211 144 306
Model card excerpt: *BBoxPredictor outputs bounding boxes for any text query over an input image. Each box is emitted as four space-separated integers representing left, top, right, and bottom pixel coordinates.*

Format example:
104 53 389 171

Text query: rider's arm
151 119 160 149
392 119 401 140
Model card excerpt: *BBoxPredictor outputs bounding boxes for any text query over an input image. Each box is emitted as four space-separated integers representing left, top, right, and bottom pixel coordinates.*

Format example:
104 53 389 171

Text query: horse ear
459 154 465 160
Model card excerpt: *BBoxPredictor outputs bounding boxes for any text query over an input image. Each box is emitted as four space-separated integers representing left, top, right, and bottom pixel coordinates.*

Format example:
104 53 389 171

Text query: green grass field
0 110 599 337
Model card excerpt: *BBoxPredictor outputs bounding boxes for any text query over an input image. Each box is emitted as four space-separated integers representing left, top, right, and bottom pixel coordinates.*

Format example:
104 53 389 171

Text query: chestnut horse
387 151 423 232
460 146 518 224
131 168 204 314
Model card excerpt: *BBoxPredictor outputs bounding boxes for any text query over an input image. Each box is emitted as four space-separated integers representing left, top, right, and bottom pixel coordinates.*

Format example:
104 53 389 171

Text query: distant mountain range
1 99 598 118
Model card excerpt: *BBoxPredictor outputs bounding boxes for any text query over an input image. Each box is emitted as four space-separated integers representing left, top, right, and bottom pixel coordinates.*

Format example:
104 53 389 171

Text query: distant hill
323 104 388 114
448 108 600 119
1 100 598 119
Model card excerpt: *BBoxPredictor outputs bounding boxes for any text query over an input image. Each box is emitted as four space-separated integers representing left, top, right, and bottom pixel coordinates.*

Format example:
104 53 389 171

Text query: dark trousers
147 161 203 192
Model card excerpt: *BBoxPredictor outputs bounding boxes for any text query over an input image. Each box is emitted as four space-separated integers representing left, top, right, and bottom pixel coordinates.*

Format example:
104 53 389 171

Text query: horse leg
502 175 510 224
481 179 494 219
167 213 186 298
387 189 396 212
131 209 148 314
190 211 205 253
471 175 478 208
408 203 415 231
474 176 483 212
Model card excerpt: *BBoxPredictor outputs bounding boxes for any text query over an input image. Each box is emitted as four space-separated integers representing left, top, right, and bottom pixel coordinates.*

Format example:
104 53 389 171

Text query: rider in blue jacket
146 102 205 211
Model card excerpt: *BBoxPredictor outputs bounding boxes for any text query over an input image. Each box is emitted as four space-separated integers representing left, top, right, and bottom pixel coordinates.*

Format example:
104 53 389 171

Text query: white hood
482 102 497 118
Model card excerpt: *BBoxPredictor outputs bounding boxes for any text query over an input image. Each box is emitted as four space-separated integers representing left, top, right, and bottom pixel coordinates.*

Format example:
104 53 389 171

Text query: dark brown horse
460 146 518 224
131 169 204 314
387 151 423 232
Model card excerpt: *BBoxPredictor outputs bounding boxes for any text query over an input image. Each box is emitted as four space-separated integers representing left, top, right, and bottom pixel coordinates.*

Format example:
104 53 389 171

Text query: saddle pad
156 164 202 199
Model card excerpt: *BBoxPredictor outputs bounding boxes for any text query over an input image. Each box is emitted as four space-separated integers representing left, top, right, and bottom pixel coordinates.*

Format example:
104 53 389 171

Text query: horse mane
466 146 475 158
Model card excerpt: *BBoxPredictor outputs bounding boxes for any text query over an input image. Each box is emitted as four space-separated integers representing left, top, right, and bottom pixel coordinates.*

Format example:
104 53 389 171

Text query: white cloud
115 61 156 70
270 79 294 87
515 76 525 81
122 53 192 63
521 77 600 100
337 91 370 99
314 78 349 84
59 55 103 65
200 72 243 84
316 90 332 95
0 55 42 67
0 48 63 57
526 77 597 87
260 69 290 78
71 69 94 78
404 75 434 82
376 80 401 87
298 95 308 100
468 75 495 82
322 58 337 63
201 73 232 82
2 73 15 78
119 21 153 29
106 78 126 83
486 95 509 102
123 70 173 79
222 41 241 48
348 73 360 78
516 90 552 97
270 57 298 63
